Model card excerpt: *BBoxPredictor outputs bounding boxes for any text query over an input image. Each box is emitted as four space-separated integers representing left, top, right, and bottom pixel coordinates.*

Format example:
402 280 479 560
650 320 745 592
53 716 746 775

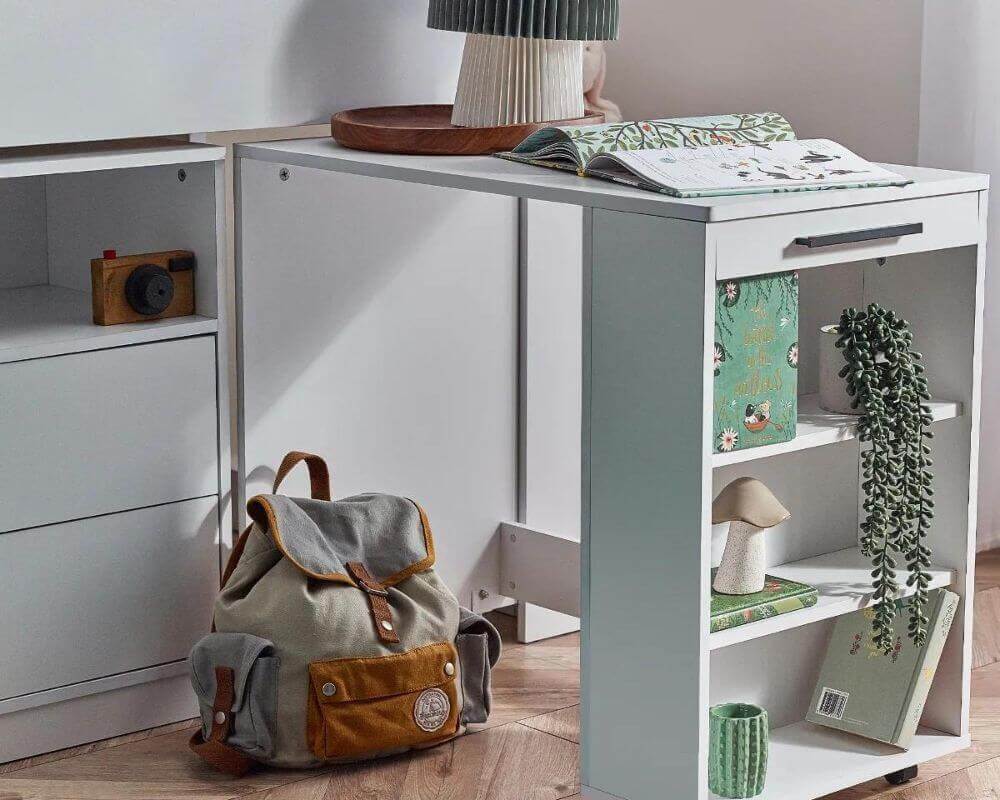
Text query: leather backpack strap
346 561 401 644
188 666 255 776
272 451 331 500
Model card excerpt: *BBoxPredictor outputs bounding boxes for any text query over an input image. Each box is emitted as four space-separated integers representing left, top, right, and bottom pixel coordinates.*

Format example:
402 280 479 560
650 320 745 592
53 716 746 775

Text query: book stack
710 571 818 633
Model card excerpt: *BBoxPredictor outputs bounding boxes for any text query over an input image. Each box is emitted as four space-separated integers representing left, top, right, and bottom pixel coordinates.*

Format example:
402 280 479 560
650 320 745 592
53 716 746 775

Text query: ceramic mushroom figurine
712 477 791 595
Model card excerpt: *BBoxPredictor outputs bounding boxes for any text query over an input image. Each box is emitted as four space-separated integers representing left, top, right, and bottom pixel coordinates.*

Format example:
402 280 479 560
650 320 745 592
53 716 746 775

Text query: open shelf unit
704 245 982 799
0 138 224 360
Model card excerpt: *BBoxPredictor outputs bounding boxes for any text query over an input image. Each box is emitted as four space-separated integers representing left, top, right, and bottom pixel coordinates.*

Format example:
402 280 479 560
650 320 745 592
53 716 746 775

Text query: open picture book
498 112 911 198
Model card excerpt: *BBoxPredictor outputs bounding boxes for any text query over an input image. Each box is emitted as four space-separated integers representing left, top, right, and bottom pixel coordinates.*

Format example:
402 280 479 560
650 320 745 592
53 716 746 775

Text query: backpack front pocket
307 642 460 760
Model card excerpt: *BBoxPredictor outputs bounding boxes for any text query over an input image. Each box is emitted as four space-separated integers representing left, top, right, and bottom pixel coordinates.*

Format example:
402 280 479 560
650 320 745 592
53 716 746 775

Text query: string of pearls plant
836 304 934 654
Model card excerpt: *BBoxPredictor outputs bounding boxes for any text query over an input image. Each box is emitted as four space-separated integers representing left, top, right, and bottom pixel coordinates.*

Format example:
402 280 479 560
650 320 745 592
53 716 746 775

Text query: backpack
188 451 502 774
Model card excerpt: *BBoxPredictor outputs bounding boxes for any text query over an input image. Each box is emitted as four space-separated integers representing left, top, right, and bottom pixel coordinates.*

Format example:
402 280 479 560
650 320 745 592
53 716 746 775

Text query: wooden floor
3 552 1000 800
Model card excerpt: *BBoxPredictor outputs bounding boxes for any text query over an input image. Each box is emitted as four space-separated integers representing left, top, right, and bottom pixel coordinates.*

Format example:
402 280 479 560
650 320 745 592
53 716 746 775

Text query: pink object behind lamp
583 42 623 123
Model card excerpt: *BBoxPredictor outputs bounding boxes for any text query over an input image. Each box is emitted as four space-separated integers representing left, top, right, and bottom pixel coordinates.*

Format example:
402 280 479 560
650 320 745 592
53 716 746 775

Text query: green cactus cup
708 703 768 798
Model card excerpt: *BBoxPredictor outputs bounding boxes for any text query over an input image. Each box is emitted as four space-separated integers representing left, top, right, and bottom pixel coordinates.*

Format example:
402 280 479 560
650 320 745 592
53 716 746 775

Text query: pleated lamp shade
427 0 620 128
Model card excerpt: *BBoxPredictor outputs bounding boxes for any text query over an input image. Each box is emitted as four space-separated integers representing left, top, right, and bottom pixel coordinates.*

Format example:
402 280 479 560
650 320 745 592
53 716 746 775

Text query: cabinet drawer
0 497 218 700
0 336 217 533
714 193 982 280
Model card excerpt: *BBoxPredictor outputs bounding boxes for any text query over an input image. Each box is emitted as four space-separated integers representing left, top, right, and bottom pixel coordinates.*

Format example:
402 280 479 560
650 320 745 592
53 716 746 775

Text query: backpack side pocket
456 608 502 724
189 632 280 763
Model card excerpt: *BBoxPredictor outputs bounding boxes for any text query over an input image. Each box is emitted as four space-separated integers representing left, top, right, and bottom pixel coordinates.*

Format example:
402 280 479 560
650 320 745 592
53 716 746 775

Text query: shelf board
0 138 224 179
710 722 968 800
713 393 962 467
0 285 217 364
709 546 955 650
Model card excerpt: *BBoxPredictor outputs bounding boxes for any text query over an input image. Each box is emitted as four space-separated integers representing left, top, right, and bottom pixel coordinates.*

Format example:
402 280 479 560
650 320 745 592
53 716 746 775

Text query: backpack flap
246 492 435 643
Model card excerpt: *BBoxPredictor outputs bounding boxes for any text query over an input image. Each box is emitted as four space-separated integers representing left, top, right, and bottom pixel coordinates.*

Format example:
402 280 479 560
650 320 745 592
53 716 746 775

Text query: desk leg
581 209 713 800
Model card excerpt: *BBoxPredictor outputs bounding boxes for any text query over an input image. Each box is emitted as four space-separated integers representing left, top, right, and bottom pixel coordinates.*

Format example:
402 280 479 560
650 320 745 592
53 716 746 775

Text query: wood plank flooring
3 555 1000 800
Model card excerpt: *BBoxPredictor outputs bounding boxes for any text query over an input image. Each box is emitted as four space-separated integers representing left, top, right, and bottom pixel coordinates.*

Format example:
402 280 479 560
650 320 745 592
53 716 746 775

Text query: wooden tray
331 104 605 156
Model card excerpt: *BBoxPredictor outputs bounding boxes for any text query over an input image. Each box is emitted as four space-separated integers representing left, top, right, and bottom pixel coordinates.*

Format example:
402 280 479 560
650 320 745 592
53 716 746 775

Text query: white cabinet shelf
711 722 968 800
0 285 217 364
713 393 963 467
710 547 956 649
0 138 223 179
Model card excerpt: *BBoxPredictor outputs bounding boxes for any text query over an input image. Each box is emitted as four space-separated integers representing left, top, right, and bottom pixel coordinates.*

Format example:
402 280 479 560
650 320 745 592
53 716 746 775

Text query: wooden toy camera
91 249 195 325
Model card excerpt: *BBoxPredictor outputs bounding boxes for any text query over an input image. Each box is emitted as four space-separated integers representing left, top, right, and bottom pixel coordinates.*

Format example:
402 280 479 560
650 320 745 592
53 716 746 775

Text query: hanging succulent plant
836 304 935 654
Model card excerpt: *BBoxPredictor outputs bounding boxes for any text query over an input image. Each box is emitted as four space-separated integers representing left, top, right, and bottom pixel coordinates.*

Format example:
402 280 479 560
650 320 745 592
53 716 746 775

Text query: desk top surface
237 138 988 223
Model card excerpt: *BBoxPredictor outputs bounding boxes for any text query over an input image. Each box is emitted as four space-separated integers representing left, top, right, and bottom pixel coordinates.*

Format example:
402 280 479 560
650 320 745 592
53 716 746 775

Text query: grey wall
920 0 1000 550
602 0 924 164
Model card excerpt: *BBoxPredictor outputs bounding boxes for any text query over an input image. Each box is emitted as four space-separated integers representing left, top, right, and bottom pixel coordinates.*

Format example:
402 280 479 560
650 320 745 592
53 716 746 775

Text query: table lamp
427 0 620 128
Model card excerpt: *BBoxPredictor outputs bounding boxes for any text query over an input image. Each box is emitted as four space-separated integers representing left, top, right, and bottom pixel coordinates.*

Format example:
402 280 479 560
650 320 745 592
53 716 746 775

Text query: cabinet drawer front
714 193 981 280
0 497 218 700
0 336 217 532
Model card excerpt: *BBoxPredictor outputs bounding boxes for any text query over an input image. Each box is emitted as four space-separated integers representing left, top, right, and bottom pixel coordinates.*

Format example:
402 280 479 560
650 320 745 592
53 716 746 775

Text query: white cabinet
0 140 229 762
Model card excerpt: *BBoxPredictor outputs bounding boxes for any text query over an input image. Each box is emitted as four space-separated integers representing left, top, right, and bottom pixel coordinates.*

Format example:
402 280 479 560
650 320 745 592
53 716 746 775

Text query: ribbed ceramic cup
708 703 768 799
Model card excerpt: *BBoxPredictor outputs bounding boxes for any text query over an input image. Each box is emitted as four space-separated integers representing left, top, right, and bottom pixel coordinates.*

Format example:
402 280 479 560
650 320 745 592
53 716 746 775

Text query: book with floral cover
497 111 796 174
710 571 818 634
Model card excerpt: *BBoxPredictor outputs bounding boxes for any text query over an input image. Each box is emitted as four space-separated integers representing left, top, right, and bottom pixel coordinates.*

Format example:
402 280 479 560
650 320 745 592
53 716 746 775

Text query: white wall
920 0 1000 550
602 1 924 164
0 1 463 147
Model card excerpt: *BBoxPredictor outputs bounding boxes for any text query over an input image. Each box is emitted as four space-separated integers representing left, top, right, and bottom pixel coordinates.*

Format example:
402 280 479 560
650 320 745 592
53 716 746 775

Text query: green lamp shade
427 0 619 40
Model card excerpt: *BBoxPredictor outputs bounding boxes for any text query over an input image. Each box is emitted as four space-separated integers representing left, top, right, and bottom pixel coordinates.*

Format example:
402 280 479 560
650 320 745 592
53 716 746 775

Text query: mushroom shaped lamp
427 0 620 128
712 478 791 595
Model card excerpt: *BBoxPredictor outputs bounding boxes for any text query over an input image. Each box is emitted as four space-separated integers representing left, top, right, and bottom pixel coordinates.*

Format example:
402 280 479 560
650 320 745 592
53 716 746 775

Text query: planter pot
818 324 862 415
709 703 769 799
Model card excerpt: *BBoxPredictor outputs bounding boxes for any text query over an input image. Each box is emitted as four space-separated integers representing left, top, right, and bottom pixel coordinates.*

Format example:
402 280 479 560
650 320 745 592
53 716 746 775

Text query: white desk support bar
500 522 581 618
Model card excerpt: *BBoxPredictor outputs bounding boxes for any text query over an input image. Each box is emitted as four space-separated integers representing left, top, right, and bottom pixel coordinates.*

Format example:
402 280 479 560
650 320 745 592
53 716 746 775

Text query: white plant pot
818 324 862 415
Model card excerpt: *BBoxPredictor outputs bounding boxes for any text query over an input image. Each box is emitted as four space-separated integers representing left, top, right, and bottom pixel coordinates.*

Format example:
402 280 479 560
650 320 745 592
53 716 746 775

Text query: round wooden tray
331 104 605 156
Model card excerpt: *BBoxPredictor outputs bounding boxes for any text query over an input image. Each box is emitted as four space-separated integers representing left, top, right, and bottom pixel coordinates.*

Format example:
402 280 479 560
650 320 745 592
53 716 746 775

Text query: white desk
234 139 988 800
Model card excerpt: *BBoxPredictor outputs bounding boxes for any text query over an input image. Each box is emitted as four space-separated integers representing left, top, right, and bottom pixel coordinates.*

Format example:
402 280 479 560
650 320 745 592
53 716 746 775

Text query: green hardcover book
805 588 960 749
713 271 798 454
710 571 818 633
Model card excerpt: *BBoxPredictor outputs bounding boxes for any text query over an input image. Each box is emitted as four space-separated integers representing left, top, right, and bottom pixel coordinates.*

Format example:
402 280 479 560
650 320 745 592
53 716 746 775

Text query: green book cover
713 271 798 454
805 588 960 748
710 571 818 633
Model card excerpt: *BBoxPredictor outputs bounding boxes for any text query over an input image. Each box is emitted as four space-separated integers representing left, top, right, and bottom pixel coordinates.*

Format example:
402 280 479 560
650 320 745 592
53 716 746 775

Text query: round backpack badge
413 688 450 732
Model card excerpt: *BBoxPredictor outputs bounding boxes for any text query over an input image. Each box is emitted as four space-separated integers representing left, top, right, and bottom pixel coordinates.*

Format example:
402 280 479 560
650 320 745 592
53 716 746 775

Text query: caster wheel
885 765 918 786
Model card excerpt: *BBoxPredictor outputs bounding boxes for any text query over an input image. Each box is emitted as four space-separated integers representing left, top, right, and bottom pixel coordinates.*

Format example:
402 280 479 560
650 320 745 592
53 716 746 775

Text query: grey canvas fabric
457 609 502 724
190 632 279 759
253 493 430 580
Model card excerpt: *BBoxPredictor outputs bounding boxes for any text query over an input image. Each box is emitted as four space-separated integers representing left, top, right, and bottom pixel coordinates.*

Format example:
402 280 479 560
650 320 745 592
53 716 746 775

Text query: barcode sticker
816 687 849 720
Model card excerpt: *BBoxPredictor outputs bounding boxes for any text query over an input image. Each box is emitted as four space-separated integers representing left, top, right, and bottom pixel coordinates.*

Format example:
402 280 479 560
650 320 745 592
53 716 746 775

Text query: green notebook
710 571 818 633
806 589 959 749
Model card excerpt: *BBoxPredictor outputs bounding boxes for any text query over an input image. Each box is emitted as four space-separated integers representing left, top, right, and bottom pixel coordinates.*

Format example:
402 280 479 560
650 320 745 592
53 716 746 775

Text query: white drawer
0 497 218 700
713 193 982 280
0 336 218 533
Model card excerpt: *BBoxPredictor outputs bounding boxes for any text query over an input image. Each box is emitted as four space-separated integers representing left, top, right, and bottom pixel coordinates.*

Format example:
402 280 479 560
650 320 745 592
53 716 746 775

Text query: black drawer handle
794 222 923 249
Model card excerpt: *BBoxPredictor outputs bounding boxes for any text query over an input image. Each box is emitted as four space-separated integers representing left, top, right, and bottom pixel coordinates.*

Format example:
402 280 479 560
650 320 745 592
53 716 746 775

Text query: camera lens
125 264 175 316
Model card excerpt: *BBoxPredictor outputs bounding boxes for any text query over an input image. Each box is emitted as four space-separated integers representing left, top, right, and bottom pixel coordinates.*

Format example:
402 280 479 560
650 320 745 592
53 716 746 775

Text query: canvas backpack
188 451 502 774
